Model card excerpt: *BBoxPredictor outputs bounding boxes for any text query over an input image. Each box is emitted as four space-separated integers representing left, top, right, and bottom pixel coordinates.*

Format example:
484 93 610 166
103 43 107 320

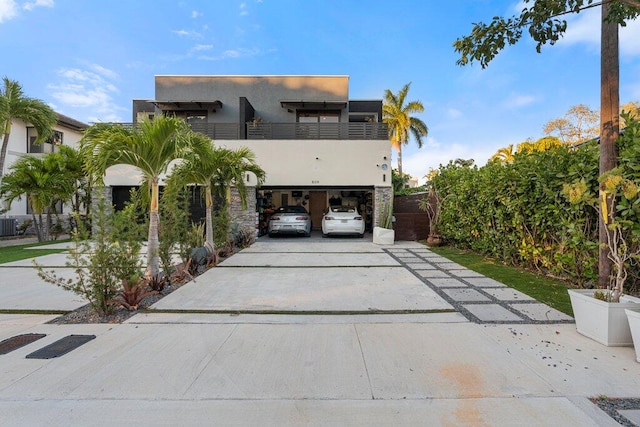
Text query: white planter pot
626 309 640 362
568 289 639 346
372 227 394 245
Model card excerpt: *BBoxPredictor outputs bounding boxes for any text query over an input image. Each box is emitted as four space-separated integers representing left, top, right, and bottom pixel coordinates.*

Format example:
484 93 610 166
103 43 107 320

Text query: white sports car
322 206 365 237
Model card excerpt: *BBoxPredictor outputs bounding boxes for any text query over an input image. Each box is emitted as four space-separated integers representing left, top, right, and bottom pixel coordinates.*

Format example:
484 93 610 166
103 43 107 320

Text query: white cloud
400 137 503 183
48 64 126 123
23 0 53 11
240 2 248 16
0 0 18 23
197 47 260 61
172 29 202 38
502 93 536 109
191 10 202 18
447 108 462 119
559 7 640 57
191 44 213 52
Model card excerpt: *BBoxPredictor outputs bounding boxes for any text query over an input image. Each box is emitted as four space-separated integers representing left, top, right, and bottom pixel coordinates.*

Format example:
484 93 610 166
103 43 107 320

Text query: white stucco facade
1 114 87 221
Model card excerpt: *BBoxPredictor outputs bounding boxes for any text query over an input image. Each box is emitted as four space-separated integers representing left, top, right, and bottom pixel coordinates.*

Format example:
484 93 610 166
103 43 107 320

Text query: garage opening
257 187 374 236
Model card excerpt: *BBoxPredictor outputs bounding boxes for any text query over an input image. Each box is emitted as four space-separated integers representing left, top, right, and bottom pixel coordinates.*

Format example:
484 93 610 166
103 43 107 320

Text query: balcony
119 122 388 140
245 122 388 140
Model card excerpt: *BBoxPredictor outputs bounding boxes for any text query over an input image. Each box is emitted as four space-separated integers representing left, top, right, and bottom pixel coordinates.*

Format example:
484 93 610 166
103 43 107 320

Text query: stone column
228 186 258 240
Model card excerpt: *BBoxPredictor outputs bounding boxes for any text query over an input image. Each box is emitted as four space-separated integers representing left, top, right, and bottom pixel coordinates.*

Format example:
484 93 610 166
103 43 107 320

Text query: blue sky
2 0 639 182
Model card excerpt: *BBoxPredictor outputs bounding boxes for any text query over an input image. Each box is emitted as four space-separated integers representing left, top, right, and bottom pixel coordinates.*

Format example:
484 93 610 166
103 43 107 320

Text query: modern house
110 75 392 235
0 113 88 235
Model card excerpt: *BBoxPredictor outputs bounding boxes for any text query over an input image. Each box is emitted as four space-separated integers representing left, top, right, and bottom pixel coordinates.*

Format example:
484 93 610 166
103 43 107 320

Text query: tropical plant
383 82 428 177
81 116 192 278
563 169 639 301
419 173 443 239
378 200 394 229
168 133 265 254
0 153 75 241
453 0 640 287
110 277 157 311
158 184 192 277
37 195 144 315
0 77 57 180
56 145 90 231
490 144 515 164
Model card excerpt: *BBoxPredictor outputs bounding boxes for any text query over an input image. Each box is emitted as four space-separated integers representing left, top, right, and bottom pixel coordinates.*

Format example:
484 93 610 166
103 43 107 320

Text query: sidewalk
0 239 638 426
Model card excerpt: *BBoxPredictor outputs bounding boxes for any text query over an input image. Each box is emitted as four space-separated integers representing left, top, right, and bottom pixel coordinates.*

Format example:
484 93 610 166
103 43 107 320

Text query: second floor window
27 127 63 154
297 111 340 123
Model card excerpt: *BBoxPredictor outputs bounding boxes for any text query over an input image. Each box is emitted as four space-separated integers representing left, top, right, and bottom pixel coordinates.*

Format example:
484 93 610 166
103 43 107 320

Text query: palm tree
0 154 74 241
56 145 89 232
1 77 57 179
169 133 265 253
81 116 192 278
490 145 515 164
383 82 428 177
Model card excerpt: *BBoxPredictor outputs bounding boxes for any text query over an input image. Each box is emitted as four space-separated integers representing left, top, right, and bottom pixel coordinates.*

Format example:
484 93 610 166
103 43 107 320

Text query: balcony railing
246 122 387 140
118 122 388 140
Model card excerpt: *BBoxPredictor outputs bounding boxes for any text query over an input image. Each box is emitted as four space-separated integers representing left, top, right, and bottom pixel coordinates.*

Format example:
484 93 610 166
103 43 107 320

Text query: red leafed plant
110 277 158 311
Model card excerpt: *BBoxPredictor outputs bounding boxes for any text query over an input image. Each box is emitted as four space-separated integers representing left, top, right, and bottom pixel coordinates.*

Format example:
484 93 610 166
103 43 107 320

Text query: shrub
109 277 157 311
36 195 144 315
431 116 640 292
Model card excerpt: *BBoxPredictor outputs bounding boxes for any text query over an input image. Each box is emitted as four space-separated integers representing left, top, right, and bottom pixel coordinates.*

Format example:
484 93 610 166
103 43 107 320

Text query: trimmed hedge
433 118 640 292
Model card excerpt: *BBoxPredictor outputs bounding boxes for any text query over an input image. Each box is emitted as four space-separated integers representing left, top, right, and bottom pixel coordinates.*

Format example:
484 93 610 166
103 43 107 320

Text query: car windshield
276 205 308 214
331 206 356 213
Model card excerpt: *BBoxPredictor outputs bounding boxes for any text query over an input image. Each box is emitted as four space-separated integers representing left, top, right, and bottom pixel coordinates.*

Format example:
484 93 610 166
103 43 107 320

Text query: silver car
268 205 312 237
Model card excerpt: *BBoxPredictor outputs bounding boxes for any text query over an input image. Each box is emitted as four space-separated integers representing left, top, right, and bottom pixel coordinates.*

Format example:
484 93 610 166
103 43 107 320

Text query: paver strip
384 248 574 325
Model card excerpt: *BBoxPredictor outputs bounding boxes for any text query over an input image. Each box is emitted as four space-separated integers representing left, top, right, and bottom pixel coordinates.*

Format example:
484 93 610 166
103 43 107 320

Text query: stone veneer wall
374 186 393 228
228 186 258 239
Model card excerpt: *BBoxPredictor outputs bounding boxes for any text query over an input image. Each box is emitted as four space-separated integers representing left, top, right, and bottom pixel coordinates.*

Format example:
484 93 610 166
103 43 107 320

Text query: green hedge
432 117 640 291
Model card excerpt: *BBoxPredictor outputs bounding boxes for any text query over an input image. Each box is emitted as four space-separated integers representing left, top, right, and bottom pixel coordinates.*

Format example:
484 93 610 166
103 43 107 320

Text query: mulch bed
47 278 190 324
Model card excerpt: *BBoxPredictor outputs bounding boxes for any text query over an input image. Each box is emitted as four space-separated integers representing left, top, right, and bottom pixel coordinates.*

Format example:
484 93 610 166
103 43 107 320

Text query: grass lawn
427 244 574 316
0 239 70 265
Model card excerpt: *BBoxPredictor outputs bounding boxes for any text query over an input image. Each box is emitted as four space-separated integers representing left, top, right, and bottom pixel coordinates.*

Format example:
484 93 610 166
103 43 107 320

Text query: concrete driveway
0 238 639 426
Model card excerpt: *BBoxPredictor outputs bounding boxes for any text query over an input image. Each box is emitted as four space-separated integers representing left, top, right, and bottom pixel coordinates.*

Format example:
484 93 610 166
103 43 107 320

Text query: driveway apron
0 237 639 426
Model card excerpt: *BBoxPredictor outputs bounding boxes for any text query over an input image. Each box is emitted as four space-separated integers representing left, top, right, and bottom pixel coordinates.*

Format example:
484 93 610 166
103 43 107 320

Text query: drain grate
25 334 96 359
0 333 46 355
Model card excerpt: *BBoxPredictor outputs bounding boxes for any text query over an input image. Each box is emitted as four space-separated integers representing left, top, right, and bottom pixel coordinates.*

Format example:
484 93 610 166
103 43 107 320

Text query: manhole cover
26 335 96 359
0 333 46 355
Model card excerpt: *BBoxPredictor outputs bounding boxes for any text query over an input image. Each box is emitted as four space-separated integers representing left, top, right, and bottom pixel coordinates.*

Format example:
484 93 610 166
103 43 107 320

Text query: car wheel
359 232 365 238
304 231 311 237
322 233 328 238
268 233 275 238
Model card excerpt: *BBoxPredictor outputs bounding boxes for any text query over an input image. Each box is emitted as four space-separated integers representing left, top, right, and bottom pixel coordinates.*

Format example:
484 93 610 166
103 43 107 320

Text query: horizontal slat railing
115 122 387 140
246 122 387 140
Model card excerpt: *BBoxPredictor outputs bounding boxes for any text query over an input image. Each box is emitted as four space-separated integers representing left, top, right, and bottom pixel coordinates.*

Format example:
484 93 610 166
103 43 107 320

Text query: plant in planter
564 168 640 346
373 200 395 245
419 175 443 247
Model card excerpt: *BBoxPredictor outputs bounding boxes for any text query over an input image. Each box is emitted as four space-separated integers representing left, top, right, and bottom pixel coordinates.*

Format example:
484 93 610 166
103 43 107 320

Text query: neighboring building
112 75 391 235
0 113 88 234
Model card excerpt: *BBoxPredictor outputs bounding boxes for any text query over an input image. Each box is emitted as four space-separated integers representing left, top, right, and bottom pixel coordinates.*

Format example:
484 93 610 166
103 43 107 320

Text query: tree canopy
0 77 57 179
383 82 428 177
453 0 639 69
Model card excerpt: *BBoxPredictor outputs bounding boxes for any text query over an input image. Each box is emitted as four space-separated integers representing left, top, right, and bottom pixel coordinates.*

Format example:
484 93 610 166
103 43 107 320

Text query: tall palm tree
81 116 192 278
0 77 57 179
0 154 74 241
169 133 265 253
383 82 428 177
